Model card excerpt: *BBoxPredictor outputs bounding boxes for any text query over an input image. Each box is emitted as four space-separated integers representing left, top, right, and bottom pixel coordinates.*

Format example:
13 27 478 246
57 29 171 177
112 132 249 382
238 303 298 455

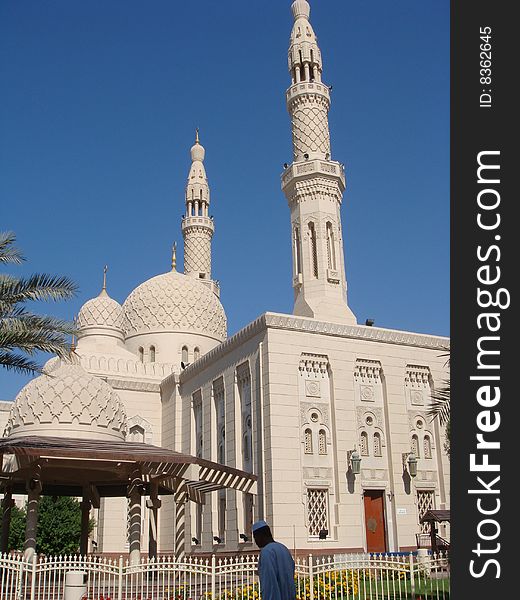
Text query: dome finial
98 265 109 297
195 127 200 144
171 242 177 272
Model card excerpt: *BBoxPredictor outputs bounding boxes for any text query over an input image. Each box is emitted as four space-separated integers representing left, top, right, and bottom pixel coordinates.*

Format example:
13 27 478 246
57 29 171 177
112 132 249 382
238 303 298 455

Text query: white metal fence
0 552 449 600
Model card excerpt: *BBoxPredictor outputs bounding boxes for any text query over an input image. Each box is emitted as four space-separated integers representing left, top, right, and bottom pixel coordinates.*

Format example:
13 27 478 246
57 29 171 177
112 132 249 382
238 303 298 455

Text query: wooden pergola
0 435 257 562
419 509 450 554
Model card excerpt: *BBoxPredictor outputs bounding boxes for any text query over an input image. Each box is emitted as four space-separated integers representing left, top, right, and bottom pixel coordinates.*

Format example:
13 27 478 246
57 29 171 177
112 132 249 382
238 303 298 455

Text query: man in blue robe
252 520 296 600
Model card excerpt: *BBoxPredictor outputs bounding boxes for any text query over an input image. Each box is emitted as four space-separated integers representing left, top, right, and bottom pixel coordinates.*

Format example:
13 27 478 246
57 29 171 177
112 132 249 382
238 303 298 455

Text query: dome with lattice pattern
122 271 227 341
77 289 124 334
3 361 127 441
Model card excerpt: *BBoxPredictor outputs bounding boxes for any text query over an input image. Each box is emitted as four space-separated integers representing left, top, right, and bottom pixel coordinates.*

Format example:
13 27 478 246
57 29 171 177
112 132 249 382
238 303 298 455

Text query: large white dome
122 271 227 341
3 361 127 441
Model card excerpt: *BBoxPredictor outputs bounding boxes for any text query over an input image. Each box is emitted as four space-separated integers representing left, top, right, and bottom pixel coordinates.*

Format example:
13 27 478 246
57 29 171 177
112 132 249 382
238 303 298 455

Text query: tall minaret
281 0 356 325
181 131 220 297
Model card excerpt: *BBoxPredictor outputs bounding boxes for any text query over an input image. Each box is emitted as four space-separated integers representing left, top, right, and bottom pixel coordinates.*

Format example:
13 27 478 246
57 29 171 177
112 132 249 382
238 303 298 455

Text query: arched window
309 222 318 278
182 346 189 364
194 347 200 361
360 431 369 456
304 429 313 454
373 432 382 457
411 434 420 458
326 222 336 270
424 435 432 459
138 347 144 363
318 430 327 455
218 427 226 464
149 345 155 363
294 227 302 276
129 424 145 443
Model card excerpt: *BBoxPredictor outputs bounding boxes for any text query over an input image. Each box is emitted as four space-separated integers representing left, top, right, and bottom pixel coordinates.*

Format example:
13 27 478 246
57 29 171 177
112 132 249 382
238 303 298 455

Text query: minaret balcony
181 215 215 233
281 159 346 191
286 81 330 104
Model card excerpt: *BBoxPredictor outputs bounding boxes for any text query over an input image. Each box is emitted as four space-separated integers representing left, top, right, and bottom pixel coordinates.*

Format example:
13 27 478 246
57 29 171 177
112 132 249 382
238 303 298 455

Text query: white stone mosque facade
0 0 449 556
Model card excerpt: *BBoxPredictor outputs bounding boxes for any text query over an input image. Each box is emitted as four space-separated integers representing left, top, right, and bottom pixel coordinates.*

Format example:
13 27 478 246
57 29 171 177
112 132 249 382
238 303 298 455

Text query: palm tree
0 231 78 375
428 353 450 456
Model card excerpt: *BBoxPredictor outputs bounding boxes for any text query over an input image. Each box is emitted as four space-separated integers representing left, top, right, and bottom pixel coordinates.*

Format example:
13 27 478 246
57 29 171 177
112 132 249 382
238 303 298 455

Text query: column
24 481 42 562
127 468 143 565
80 491 92 556
147 482 161 559
1 486 15 554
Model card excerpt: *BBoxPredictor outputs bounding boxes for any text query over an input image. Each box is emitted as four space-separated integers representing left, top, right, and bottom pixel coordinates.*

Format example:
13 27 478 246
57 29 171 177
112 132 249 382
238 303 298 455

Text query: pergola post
173 489 187 559
127 468 143 565
80 489 92 556
1 486 15 554
24 478 42 562
146 482 161 559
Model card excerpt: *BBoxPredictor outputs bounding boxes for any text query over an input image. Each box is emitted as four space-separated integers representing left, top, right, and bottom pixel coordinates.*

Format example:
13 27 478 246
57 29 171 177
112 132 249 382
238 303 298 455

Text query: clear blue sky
0 0 449 400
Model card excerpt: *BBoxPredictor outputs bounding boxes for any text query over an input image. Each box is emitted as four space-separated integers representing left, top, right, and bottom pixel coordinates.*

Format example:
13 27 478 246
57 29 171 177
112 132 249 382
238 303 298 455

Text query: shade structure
0 435 257 500
0 435 257 561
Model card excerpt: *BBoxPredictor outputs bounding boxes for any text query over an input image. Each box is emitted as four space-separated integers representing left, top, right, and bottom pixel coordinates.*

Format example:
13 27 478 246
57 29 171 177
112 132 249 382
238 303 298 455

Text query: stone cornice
179 312 449 385
105 379 161 393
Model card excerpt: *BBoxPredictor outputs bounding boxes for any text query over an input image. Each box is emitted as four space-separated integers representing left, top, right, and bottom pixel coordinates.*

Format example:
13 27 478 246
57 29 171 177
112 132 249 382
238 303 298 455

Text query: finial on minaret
171 242 177 271
195 128 200 144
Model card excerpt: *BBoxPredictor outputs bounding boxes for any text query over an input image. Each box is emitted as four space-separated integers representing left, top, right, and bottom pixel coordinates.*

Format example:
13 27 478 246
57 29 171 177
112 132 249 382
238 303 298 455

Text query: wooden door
363 490 387 553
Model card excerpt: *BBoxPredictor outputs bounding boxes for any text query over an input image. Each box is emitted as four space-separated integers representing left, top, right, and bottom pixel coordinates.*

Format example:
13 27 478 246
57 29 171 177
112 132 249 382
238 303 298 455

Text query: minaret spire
181 132 220 297
281 0 356 325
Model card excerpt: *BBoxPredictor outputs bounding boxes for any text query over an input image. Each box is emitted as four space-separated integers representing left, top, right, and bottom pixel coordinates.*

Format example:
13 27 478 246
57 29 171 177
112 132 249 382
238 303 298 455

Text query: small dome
191 140 205 162
123 271 226 341
292 0 310 20
77 289 124 333
3 361 127 441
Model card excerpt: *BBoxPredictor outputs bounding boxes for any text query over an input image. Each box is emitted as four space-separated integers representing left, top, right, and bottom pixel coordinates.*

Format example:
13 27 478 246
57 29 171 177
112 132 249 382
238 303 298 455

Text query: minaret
281 0 356 325
181 131 220 297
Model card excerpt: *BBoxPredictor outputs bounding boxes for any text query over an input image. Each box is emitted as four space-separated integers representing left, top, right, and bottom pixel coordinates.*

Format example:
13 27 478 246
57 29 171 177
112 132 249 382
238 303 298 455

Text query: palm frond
0 316 77 356
0 232 25 265
0 350 43 376
0 273 78 311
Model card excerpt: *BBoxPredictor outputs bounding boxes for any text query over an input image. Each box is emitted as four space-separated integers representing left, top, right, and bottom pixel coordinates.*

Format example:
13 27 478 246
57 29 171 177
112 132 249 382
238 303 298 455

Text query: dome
291 0 310 20
123 270 227 341
3 361 127 441
78 289 124 333
191 141 205 162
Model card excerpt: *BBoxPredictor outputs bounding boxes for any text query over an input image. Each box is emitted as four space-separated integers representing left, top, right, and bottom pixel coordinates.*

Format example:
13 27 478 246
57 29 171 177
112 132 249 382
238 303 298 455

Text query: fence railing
0 551 450 600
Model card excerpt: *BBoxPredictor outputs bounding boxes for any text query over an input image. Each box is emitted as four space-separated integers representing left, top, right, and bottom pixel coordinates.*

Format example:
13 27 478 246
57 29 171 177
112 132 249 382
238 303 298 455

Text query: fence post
117 556 123 600
308 554 314 600
409 552 415 598
211 554 216 600
28 553 37 600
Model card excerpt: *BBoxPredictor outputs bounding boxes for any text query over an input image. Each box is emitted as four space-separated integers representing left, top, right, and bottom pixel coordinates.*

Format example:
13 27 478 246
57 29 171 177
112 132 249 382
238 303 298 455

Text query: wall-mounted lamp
318 529 328 540
191 537 200 545
283 163 288 169
239 533 249 542
304 153 309 160
387 491 394 501
348 448 362 475
213 536 223 544
402 452 418 478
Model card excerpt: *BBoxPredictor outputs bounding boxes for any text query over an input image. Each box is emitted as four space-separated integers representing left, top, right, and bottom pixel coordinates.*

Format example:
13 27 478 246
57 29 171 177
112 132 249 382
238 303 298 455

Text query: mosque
0 0 449 556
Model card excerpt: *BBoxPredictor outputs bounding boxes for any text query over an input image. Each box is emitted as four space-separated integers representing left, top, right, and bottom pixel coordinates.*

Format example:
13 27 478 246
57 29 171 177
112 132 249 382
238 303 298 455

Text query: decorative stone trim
105 379 160 393
179 312 449 384
354 359 382 384
299 353 329 375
